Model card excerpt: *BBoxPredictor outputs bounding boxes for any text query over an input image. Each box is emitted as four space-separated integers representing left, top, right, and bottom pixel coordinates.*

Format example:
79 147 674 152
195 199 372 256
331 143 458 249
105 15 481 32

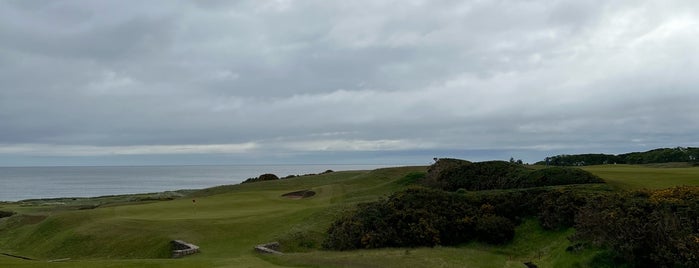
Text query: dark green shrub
475 215 515 244
536 190 591 230
258 173 279 181
422 159 604 191
439 161 529 191
465 189 544 224
0 210 15 218
523 167 604 187
322 211 366 250
572 187 699 267
422 158 471 189
324 187 526 250
242 173 279 183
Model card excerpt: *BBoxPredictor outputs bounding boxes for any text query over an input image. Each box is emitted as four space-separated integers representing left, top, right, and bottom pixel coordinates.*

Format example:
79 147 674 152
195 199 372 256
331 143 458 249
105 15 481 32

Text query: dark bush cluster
322 186 605 250
323 160 609 251
463 187 605 231
572 186 699 267
322 187 517 250
242 173 280 183
422 159 603 191
536 189 595 230
523 167 604 187
323 156 699 268
0 210 15 218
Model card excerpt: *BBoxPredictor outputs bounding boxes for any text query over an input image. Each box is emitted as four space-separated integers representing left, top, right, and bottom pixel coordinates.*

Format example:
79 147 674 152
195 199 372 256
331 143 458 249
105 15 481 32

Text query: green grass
1 164 696 267
582 164 699 190
0 167 425 267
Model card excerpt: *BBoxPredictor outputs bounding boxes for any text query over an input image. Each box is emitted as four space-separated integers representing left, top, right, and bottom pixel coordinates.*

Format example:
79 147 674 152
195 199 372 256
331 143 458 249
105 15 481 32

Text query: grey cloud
1 2 177 61
1 0 698 165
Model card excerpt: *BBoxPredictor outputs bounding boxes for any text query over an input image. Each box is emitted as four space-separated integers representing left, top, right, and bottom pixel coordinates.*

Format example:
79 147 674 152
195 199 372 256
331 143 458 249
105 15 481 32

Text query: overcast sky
1 0 698 166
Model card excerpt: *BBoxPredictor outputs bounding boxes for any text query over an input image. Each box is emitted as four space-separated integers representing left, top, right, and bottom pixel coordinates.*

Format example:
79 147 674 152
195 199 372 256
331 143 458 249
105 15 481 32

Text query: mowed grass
0 167 425 267
582 164 699 190
2 163 696 267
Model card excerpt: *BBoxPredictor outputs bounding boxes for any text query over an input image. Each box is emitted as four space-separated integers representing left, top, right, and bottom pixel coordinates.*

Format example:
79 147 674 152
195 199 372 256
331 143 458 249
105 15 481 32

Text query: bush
0 210 15 218
258 173 279 181
323 184 627 252
475 215 515 244
422 159 603 191
421 158 472 189
536 190 592 230
323 187 522 250
572 187 699 267
242 173 279 183
523 167 604 187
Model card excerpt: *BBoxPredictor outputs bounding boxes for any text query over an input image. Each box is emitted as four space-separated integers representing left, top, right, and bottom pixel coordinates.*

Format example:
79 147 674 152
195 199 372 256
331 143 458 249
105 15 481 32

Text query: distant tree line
241 170 334 184
536 147 699 166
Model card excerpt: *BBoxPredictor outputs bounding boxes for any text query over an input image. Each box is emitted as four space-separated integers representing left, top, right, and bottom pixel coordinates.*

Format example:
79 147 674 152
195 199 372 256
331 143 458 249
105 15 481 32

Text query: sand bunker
281 190 316 199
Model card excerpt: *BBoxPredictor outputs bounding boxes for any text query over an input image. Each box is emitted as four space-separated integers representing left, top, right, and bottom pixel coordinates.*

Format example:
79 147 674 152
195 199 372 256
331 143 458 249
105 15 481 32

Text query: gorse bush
321 158 699 268
572 186 699 267
324 184 699 267
323 187 517 250
323 186 603 250
422 159 604 191
536 189 593 230
523 167 603 187
474 214 515 244
323 158 608 252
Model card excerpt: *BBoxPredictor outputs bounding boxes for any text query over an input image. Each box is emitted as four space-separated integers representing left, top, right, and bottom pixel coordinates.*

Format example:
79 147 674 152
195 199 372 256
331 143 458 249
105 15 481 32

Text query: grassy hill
1 164 698 267
0 167 424 267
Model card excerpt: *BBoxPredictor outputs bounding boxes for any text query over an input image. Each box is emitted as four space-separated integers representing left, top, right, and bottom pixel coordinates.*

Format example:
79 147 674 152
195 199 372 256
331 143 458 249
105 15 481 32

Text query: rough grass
1 164 695 267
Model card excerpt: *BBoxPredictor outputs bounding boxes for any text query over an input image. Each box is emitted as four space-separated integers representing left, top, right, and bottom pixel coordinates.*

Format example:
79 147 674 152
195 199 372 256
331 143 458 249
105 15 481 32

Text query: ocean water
0 164 391 202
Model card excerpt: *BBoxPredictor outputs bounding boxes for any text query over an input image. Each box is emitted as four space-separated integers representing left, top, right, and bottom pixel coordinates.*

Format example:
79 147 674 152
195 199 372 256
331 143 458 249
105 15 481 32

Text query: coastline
0 164 396 202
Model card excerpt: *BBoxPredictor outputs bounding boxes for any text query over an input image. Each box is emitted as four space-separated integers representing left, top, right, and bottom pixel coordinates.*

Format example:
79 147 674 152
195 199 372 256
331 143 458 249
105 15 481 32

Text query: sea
0 164 392 202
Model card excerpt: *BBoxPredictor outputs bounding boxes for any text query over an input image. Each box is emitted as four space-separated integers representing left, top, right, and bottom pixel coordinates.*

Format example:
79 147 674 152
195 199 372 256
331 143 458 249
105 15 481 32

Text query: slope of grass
0 167 425 267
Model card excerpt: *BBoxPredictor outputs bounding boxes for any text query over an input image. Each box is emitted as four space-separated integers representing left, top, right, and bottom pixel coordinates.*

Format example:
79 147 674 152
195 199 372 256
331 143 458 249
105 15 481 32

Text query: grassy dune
1 164 697 267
